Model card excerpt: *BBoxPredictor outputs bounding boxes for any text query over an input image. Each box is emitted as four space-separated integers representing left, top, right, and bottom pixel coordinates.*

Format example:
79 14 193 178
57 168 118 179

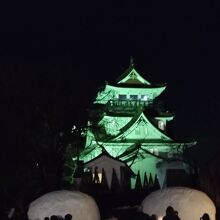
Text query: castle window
119 94 127 100
130 95 138 100
141 95 148 101
158 121 165 130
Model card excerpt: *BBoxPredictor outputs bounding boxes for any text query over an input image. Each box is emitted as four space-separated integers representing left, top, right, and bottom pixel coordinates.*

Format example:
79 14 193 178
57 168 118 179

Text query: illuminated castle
79 58 196 189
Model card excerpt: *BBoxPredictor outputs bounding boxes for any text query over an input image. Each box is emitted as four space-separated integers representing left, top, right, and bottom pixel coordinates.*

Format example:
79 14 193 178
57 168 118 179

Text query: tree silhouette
111 168 120 192
143 172 149 193
100 168 109 191
134 170 142 192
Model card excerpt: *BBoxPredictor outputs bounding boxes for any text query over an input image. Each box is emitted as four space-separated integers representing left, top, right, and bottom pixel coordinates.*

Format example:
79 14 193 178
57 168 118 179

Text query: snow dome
28 190 100 220
141 187 216 220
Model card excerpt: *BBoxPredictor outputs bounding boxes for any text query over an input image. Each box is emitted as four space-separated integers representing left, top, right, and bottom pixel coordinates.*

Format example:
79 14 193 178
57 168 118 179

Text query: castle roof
101 109 173 142
96 109 196 148
116 62 166 89
84 150 135 176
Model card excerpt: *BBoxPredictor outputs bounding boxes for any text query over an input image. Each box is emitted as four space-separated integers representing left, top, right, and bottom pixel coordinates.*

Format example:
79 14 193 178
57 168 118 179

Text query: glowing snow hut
28 190 100 220
141 187 216 220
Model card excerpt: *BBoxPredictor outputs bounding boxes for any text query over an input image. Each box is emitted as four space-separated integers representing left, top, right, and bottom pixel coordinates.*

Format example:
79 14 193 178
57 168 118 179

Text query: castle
77 58 196 190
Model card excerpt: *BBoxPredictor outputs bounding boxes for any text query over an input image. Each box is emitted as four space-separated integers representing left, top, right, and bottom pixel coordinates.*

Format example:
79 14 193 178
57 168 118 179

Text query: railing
105 100 153 113
107 99 153 107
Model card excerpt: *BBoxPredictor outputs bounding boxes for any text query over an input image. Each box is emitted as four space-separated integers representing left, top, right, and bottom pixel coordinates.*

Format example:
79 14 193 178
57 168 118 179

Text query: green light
78 62 196 188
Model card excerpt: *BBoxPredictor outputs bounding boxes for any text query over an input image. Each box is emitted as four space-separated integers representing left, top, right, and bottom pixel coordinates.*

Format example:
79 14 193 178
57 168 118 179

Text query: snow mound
28 190 100 220
141 187 216 220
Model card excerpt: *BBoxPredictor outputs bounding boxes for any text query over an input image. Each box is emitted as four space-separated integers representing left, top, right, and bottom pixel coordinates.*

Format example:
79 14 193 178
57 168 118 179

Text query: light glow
92 173 102 183
141 95 148 101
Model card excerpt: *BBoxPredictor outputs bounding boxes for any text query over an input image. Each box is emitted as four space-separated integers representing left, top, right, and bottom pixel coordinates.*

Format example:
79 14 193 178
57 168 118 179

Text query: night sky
2 1 220 172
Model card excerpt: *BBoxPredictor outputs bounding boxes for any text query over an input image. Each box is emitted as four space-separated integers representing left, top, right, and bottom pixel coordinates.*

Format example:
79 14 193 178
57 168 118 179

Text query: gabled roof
111 110 173 142
116 64 151 85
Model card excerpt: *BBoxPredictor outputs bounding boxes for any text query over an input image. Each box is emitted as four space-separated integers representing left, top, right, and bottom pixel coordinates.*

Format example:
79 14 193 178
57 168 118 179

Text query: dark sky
1 1 220 169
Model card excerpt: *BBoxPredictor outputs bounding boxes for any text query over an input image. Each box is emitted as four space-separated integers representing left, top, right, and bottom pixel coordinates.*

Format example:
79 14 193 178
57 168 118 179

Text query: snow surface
141 187 216 220
28 190 100 220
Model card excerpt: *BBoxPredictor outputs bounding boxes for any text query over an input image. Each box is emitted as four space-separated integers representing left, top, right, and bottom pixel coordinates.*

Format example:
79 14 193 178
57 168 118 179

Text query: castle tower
79 59 196 188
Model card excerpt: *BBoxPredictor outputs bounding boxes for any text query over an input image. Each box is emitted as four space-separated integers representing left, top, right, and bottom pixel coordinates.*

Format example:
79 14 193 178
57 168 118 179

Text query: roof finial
130 56 135 67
